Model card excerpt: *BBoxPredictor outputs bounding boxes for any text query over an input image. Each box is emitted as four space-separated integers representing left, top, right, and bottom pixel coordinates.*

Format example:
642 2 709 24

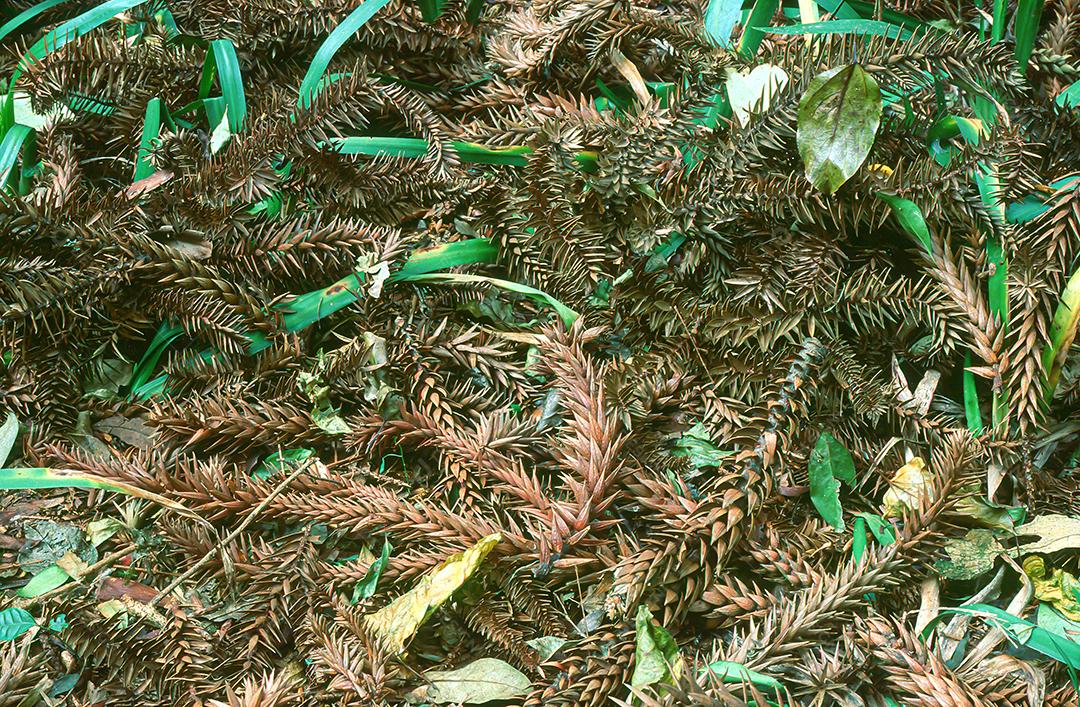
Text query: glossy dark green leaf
703 0 743 47
797 64 882 194
808 431 852 530
0 607 35 641
352 538 391 602
737 0 779 59
877 192 932 254
763 19 911 39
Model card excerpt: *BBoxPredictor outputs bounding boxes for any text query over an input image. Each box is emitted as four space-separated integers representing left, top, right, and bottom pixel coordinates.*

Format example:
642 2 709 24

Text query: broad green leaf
935 529 1001 580
15 0 148 82
818 433 855 485
411 658 531 704
703 0 742 47
47 614 68 633
0 413 18 467
1058 81 1080 110
1007 176 1080 224
808 432 850 529
1043 266 1080 404
699 661 783 694
17 564 71 598
797 64 882 194
352 538 391 602
1013 0 1046 74
852 511 896 564
763 19 911 38
254 449 314 480
737 0 779 59
128 321 183 392
526 636 567 660
363 533 500 653
877 192 932 253
406 273 580 327
298 0 393 108
953 495 1023 529
631 605 683 689
0 607 35 641
672 422 731 468
1038 603 1080 642
991 0 1007 41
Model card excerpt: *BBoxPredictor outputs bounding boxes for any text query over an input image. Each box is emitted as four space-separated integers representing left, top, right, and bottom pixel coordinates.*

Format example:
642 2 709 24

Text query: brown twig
149 459 315 607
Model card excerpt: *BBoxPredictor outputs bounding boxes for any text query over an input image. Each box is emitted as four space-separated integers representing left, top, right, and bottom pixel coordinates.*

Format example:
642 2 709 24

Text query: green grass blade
0 0 72 45
991 0 1007 42
246 238 499 354
417 0 448 22
1013 0 1046 74
297 0 393 108
133 97 164 181
328 137 531 166
737 0 779 59
703 0 743 47
129 321 183 391
0 467 199 518
405 273 580 327
14 0 149 82
1042 266 1080 405
208 39 246 131
963 352 984 435
0 124 34 190
763 19 912 39
390 238 498 281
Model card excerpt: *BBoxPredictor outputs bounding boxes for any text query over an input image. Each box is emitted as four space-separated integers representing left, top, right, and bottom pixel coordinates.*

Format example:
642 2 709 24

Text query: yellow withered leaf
363 533 501 653
1024 556 1080 621
883 456 929 518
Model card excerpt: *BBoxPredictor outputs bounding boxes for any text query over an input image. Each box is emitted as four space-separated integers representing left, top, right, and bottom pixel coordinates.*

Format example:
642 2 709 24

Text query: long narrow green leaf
0 124 34 189
417 0 448 23
703 0 743 47
991 0 1007 42
298 0 393 108
1042 266 1080 405
328 136 531 166
14 0 148 82
0 0 72 45
1013 0 1046 74
133 97 164 181
205 39 246 132
406 273 580 327
763 19 911 39
128 322 183 391
0 467 199 518
737 0 779 59
963 353 984 435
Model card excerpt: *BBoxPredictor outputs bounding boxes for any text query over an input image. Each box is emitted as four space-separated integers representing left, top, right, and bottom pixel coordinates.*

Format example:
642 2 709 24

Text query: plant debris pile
1 0 1080 704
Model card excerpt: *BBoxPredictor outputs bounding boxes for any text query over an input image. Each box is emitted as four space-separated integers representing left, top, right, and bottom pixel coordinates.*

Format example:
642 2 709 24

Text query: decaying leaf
883 457 929 518
1024 556 1080 621
935 529 1002 580
1013 514 1080 556
725 63 789 127
406 658 531 704
631 605 683 689
363 533 500 653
